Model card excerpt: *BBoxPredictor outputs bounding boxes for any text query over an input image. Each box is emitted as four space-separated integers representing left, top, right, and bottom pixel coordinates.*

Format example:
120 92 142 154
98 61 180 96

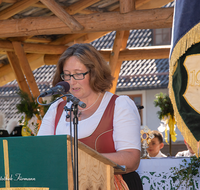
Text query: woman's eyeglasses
60 71 89 81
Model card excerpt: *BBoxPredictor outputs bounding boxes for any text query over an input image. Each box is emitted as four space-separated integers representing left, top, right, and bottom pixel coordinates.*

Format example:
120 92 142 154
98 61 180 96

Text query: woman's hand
102 149 140 173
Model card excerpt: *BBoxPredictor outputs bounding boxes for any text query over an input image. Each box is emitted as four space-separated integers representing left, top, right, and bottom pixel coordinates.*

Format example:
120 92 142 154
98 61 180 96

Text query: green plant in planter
16 90 40 119
170 156 200 189
16 90 61 136
16 90 41 136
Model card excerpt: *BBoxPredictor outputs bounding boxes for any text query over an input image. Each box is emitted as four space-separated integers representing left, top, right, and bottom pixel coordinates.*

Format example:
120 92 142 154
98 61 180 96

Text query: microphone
68 95 86 108
39 81 70 97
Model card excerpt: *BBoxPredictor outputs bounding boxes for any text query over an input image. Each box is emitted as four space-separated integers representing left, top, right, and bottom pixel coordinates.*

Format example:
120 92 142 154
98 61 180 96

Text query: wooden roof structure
0 0 173 99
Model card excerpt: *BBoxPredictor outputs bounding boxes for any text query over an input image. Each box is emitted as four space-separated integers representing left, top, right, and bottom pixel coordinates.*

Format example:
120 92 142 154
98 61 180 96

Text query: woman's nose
70 75 75 82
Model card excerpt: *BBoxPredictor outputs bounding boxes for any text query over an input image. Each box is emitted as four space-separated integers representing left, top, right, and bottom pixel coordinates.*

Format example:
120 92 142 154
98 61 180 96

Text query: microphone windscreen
55 81 70 93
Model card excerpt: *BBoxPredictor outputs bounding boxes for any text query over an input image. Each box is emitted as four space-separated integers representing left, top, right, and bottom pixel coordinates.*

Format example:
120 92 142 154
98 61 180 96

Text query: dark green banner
0 135 68 190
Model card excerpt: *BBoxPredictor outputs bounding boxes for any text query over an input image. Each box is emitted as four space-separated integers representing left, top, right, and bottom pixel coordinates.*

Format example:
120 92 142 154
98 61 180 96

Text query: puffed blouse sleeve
37 98 63 136
113 95 141 151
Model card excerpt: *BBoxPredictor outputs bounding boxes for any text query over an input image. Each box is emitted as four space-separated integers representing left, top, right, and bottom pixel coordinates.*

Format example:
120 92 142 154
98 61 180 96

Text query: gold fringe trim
0 188 49 190
169 22 200 158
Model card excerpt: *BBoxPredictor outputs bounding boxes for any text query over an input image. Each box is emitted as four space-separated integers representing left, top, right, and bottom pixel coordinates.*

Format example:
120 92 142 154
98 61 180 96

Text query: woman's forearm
102 149 141 173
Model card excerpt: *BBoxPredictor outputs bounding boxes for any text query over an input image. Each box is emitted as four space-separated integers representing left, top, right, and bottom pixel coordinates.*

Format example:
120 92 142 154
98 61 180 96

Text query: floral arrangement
154 92 177 143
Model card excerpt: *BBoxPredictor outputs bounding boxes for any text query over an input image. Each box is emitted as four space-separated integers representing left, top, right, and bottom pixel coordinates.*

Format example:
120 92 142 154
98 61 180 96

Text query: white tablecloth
136 157 200 190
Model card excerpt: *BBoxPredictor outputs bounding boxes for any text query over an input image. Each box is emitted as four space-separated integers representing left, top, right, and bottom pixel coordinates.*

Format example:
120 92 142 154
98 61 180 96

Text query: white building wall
116 88 184 142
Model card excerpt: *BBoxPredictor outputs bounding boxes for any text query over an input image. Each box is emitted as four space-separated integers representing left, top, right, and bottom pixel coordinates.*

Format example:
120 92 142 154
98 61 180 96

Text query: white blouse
38 91 141 151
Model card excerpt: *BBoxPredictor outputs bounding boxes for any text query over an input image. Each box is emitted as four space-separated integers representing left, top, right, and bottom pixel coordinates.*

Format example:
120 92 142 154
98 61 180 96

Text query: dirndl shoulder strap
54 100 67 135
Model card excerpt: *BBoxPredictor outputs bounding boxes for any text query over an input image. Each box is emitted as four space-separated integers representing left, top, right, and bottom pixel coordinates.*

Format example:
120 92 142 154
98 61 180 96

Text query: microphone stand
72 103 79 190
64 95 82 190
37 93 84 190
64 101 79 190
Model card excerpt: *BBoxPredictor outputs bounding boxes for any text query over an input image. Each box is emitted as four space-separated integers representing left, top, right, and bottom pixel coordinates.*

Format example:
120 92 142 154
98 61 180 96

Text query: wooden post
169 133 172 156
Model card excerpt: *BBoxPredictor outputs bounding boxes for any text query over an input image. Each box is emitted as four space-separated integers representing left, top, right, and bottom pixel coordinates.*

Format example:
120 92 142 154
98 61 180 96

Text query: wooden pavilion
0 0 173 98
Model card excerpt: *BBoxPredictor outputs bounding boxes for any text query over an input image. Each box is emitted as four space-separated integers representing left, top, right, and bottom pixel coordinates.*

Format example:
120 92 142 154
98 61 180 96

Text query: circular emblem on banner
183 54 200 114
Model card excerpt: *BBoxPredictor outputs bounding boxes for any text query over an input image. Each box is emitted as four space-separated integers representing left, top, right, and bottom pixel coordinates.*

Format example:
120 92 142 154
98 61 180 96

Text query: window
128 94 143 125
153 28 172 45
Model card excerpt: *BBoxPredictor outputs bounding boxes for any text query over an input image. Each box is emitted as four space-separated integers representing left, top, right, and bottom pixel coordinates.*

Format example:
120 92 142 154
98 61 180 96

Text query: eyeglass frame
60 70 90 81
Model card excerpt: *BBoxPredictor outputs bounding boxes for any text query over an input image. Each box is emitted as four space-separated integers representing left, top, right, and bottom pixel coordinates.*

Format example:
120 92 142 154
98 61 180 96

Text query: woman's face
63 56 92 99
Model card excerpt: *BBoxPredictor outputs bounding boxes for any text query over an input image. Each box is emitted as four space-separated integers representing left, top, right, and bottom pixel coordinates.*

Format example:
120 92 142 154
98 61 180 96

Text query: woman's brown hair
52 43 114 93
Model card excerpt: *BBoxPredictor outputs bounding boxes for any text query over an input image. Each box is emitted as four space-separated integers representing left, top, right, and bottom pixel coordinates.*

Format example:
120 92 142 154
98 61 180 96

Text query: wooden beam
43 46 171 64
100 46 171 61
0 40 67 54
121 30 130 49
137 0 173 10
0 0 40 20
110 30 130 94
12 41 40 98
6 51 32 98
109 31 125 76
110 0 134 94
0 46 170 86
0 53 45 86
109 30 125 94
0 7 173 38
40 0 84 31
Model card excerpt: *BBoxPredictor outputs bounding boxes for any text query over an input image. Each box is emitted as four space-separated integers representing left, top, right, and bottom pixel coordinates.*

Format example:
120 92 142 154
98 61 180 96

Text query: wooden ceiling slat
2 0 46 8
40 0 84 31
0 0 40 20
50 33 87 45
25 37 52 43
6 51 32 98
65 0 101 15
72 32 110 45
110 0 172 11
120 0 135 13
0 7 173 38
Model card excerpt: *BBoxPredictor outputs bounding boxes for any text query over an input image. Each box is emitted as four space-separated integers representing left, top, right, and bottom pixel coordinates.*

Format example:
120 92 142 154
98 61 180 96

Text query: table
136 157 200 190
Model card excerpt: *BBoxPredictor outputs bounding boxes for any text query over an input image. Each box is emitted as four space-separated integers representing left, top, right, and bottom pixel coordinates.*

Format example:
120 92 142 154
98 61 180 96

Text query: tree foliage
154 92 174 119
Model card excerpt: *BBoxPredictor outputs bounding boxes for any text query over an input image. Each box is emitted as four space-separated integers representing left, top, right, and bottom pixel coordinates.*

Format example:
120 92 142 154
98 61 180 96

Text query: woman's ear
160 142 164 149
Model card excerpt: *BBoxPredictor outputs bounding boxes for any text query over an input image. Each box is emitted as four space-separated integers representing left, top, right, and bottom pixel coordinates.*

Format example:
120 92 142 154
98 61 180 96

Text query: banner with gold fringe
169 0 200 157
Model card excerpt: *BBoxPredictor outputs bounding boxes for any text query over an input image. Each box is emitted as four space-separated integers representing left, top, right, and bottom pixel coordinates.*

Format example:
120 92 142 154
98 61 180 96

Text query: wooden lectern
0 135 125 190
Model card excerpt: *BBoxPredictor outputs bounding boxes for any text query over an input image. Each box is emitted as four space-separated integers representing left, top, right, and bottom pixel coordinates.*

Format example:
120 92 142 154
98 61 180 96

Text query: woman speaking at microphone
37 43 143 190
